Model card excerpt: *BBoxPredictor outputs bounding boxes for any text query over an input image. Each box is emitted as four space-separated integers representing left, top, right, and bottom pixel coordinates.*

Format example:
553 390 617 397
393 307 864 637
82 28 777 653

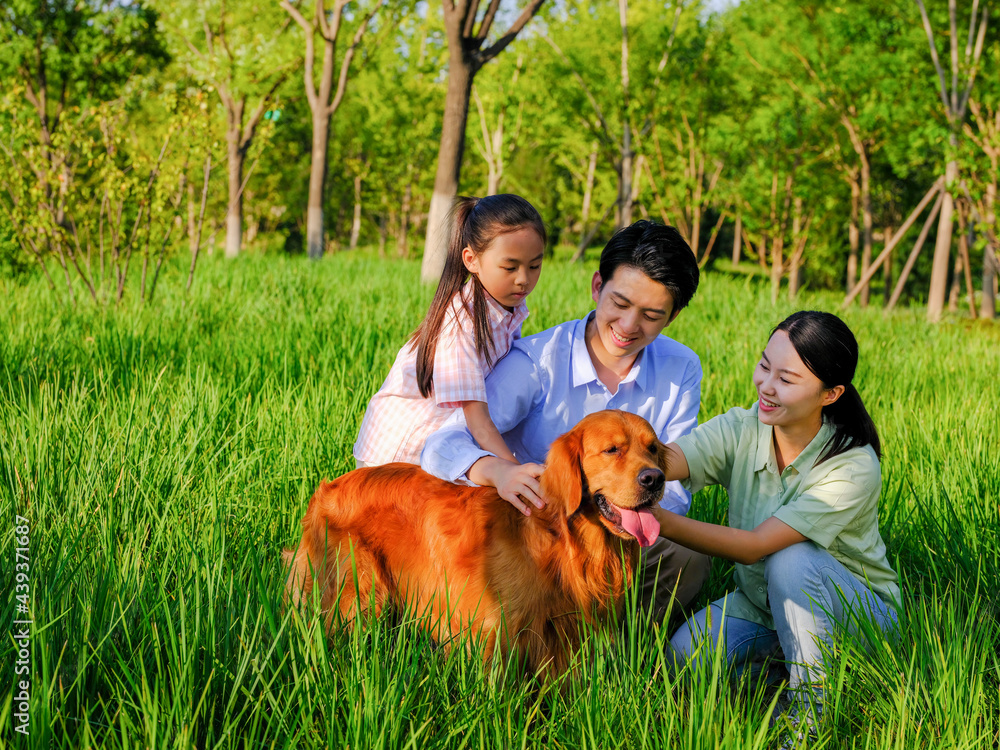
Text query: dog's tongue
612 503 660 547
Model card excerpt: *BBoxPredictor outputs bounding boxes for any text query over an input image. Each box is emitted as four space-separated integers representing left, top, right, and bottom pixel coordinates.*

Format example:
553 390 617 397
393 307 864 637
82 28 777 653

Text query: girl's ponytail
414 198 479 398
412 194 545 399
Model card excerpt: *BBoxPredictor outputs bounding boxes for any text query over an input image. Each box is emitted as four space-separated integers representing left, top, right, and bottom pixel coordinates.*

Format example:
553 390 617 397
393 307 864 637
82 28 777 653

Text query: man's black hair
597 220 699 314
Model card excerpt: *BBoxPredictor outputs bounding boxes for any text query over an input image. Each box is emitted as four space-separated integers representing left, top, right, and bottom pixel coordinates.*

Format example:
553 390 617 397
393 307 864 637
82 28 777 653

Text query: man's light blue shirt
420 312 702 515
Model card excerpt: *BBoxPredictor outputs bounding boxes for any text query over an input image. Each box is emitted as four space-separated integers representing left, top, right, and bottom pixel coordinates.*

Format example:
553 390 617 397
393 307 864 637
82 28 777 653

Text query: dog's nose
637 468 665 494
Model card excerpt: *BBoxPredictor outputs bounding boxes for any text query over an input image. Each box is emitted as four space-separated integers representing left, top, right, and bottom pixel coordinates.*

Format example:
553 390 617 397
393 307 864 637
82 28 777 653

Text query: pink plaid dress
353 286 529 466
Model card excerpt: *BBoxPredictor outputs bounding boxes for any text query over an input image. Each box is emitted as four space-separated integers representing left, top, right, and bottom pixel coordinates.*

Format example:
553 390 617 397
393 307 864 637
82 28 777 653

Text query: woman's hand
469 457 545 516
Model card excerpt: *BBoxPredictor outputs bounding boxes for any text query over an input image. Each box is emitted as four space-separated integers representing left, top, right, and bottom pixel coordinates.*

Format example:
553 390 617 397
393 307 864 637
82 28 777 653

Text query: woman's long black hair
412 194 546 399
773 311 882 463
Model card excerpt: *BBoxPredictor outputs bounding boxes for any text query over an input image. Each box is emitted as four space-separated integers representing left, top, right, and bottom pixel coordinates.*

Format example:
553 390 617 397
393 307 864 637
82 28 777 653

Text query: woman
658 311 900 721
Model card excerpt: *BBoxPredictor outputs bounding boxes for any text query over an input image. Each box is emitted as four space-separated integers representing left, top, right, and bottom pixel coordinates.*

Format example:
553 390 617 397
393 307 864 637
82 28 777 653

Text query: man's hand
469 457 546 516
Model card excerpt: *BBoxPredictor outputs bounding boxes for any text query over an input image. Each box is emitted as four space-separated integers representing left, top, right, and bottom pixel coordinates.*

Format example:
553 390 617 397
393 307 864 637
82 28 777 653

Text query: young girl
656 311 900 726
353 194 546 508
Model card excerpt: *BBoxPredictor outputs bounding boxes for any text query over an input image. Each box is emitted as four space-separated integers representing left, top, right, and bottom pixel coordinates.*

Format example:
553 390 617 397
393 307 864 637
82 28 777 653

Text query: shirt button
757 586 765 593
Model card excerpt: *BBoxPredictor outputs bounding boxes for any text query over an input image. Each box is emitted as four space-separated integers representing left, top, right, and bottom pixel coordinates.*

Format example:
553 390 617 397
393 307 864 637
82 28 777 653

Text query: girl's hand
493 461 546 516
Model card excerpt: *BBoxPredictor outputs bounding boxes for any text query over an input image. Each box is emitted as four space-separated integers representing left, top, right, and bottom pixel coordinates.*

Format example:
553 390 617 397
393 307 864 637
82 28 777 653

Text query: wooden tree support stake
842 178 943 308
699 211 727 267
573 202 615 262
887 190 944 311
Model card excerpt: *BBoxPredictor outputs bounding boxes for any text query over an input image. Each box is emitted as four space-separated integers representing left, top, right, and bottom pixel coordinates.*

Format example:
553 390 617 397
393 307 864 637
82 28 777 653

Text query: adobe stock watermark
12 515 32 737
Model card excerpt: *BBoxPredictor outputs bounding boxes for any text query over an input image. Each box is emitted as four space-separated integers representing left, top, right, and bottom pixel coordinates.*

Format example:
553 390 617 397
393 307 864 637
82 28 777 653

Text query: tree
469 52 526 196
914 0 990 321
543 0 688 236
0 0 168 301
281 0 386 260
159 0 298 258
419 0 546 284
965 98 999 318
719 0 829 301
335 9 444 255
643 6 730 263
762 0 915 305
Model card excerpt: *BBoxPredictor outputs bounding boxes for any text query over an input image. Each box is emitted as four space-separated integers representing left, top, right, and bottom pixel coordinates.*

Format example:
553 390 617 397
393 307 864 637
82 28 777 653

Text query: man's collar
571 313 600 387
571 312 649 391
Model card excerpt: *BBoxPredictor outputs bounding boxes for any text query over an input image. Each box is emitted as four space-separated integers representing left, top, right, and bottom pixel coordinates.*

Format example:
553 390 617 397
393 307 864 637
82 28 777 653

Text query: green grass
2 251 998 749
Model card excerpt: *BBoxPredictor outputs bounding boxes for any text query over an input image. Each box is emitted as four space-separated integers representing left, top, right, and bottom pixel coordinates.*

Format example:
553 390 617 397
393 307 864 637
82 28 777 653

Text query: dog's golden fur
284 410 669 678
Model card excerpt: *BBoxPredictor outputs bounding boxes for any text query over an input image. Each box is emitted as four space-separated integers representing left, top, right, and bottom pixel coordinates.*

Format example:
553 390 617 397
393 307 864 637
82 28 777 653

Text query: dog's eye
603 446 619 455
648 443 658 454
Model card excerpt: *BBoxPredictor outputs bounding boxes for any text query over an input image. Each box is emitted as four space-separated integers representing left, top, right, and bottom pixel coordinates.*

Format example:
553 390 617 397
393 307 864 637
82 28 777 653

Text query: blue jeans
669 542 898 709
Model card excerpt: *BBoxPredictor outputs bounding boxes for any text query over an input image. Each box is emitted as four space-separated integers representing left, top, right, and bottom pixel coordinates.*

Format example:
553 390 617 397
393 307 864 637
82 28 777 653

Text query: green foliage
0 0 178 301
0 1 167 106
1 254 998 747
2 0 999 307
153 0 296 97
0 212 31 279
327 3 444 254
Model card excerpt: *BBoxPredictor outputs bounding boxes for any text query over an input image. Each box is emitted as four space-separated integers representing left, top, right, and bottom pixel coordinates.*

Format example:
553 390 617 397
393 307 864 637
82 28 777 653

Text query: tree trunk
575 202 614 261
473 55 522 199
959 215 977 319
847 174 859 293
618 142 634 229
616 0 632 230
187 179 198 254
770 234 783 304
699 211 726 267
859 157 873 307
882 223 894 305
282 0 380 260
689 199 701 260
421 52 474 283
473 80 502 196
419 0 545 281
628 154 643 220
732 212 741 265
914 0 988 319
397 181 412 258
350 173 362 249
983 181 997 319
947 206 970 315
226 128 244 259
983 245 998 319
246 213 259 245
947 240 963 312
307 111 331 260
788 255 803 298
580 141 597 242
788 198 803 298
927 155 959 321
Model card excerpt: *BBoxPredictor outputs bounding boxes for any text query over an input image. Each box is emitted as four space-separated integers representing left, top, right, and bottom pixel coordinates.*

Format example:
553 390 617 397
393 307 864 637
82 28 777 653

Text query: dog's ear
656 438 671 478
541 428 585 515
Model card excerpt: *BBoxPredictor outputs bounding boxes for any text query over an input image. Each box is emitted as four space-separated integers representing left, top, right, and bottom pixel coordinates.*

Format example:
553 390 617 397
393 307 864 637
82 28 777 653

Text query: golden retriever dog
283 409 668 679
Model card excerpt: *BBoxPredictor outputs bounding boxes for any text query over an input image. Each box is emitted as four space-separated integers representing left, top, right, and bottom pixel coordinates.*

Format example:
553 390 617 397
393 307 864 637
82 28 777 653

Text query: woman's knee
763 541 828 597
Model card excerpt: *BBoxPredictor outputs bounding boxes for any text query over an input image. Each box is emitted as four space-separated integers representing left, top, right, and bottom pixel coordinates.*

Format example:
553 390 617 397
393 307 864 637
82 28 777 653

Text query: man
421 220 710 619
